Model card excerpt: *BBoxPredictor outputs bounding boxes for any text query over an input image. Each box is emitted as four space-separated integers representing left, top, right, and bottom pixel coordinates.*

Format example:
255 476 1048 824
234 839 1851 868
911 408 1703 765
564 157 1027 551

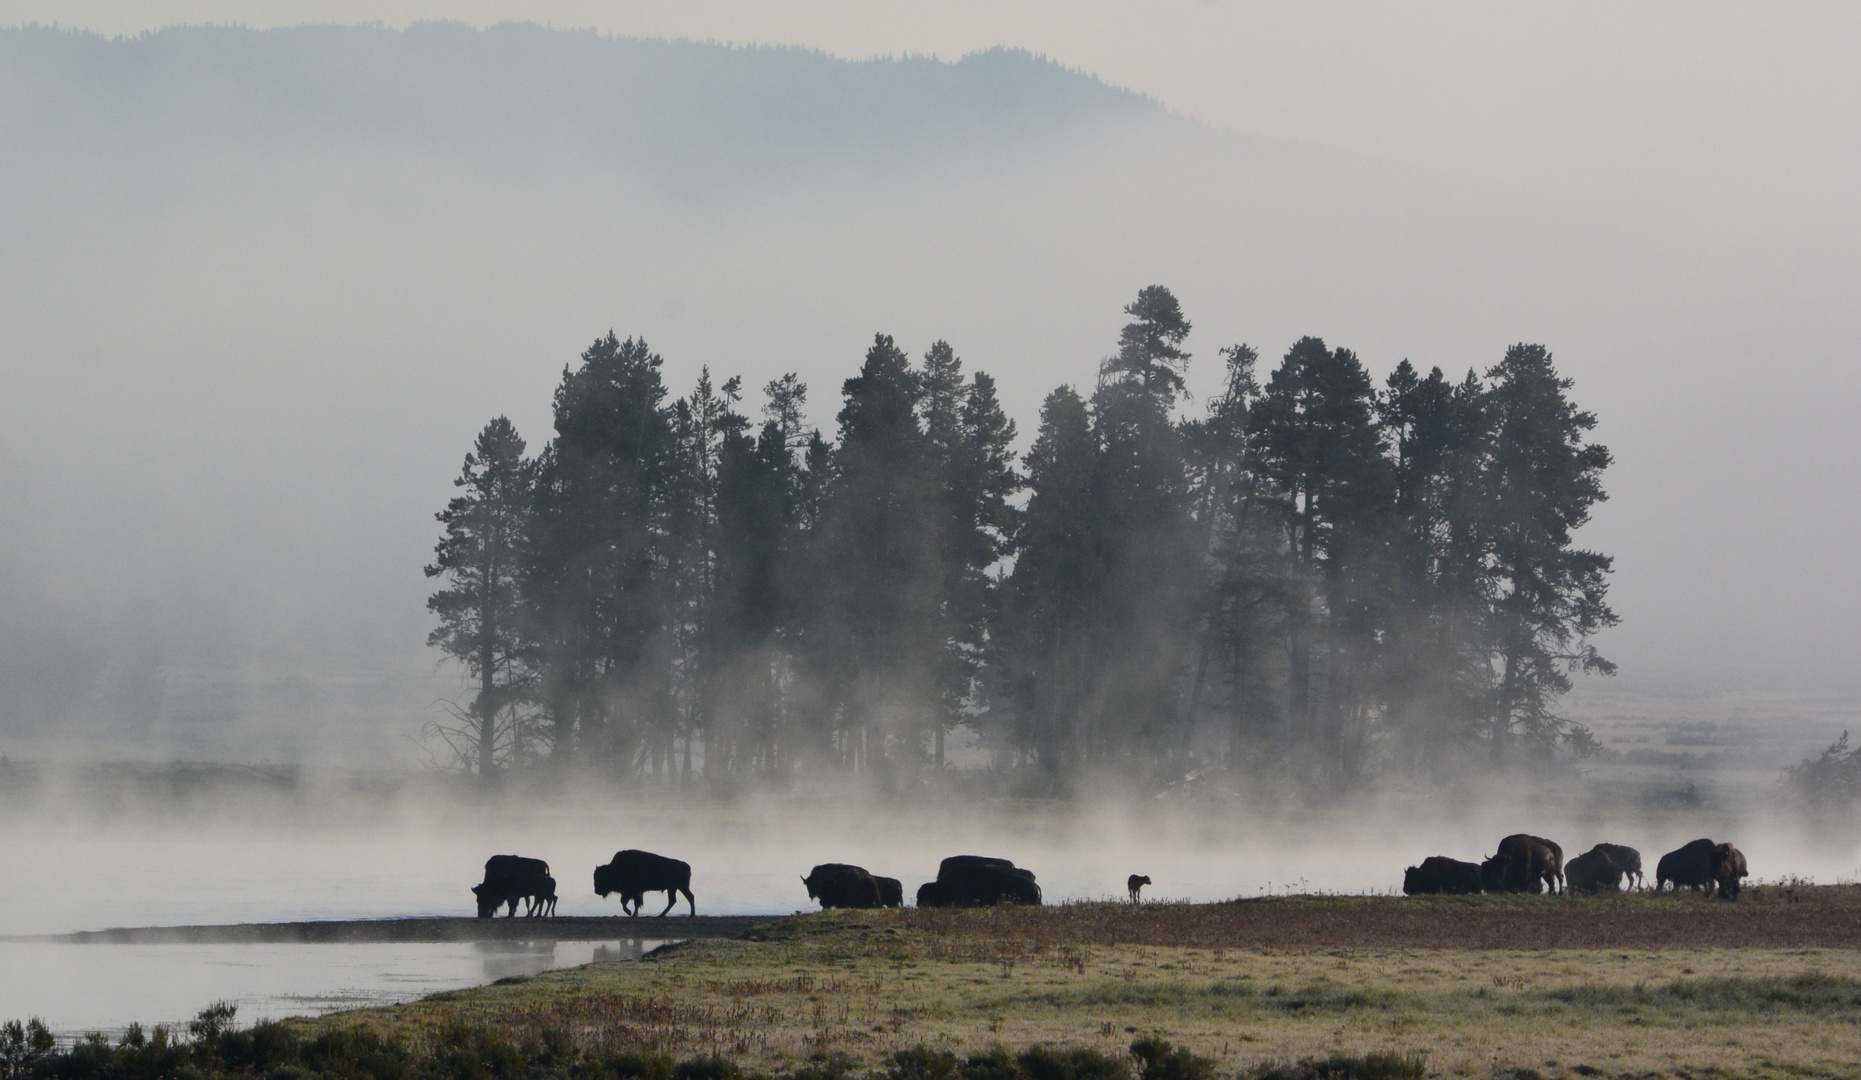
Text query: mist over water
4 776 1858 938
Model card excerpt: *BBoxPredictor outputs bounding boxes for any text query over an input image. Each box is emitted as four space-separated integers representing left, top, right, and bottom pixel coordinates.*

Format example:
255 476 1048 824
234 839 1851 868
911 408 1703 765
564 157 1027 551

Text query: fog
1 13 1859 770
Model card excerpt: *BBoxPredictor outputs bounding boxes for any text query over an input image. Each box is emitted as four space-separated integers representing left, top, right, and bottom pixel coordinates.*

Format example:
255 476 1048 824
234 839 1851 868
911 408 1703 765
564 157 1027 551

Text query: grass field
321 886 1861 1080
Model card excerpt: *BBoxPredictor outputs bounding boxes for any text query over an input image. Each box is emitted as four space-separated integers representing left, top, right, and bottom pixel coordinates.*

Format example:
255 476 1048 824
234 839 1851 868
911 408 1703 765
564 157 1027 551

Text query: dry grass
315 890 1861 1079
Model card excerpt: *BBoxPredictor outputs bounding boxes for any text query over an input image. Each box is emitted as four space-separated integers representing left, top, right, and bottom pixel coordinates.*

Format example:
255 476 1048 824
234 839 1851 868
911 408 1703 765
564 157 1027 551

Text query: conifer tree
1085 286 1199 765
1480 344 1616 760
1249 337 1394 779
819 334 942 772
1001 386 1099 779
425 416 533 781
526 333 675 768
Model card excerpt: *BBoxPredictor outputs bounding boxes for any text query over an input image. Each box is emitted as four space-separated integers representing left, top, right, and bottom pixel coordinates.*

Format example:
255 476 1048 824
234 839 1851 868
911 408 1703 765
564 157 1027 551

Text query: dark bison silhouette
1481 835 1562 894
1128 874 1151 903
1565 847 1626 895
1592 843 1644 891
594 849 695 916
1657 839 1720 893
874 875 904 908
801 864 884 909
917 855 1041 907
1402 856 1482 895
525 874 559 917
473 855 551 918
1713 843 1749 900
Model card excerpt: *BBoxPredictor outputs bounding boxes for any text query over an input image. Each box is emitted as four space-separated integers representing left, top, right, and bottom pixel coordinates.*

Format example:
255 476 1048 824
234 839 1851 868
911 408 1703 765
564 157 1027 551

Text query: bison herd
469 834 1754 918
472 849 1054 918
1403 836 1749 900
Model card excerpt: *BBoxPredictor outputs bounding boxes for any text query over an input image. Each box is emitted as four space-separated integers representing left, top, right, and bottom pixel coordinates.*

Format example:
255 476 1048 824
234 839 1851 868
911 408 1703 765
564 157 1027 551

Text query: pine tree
1183 344 1278 767
1000 386 1099 780
1480 344 1616 761
918 342 1021 767
1085 286 1199 766
526 333 675 769
818 334 942 773
425 416 534 781
1249 337 1395 780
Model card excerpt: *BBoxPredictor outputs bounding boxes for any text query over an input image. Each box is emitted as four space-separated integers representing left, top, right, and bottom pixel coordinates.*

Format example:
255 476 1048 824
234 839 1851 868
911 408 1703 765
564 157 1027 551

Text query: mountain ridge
0 22 1168 186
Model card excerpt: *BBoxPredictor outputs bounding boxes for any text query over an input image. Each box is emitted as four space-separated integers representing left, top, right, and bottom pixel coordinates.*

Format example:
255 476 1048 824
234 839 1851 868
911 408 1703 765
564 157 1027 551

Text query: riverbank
306 887 1861 1078
10 914 770 945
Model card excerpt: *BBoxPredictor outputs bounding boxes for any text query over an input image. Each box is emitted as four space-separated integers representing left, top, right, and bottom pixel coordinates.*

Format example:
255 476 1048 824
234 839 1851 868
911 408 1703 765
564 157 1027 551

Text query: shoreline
4 914 777 945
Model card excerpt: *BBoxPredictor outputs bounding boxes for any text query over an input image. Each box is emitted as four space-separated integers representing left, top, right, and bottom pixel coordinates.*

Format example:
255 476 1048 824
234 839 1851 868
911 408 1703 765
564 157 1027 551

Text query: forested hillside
426 287 1616 791
0 23 1156 187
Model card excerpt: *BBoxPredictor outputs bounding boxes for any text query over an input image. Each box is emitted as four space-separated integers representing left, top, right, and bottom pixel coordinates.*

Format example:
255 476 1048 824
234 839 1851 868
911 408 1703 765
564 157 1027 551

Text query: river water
1 789 1851 1037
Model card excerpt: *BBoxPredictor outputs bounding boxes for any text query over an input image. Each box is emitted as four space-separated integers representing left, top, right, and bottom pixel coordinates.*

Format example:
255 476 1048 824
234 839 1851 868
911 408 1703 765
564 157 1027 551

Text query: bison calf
1128 875 1151 903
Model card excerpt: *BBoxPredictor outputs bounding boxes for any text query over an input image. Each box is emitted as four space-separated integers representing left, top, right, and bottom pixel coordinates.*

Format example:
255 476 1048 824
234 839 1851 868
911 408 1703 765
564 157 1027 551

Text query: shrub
1785 730 1861 808
673 1057 741 1080
1127 1038 1212 1080
584 1051 675 1080
884 1048 961 1080
1244 1051 1428 1080
1015 1046 1130 1080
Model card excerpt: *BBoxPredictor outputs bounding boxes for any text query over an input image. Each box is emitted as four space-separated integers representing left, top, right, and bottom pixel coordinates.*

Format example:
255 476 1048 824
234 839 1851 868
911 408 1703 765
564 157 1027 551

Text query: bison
594 849 695 917
1500 834 1564 894
1478 853 1511 893
525 874 559 917
1402 856 1482 895
1128 874 1151 903
801 864 884 909
916 855 1041 907
874 876 904 908
1713 843 1748 900
1565 847 1625 895
1656 838 1719 893
1592 843 1644 891
472 855 551 919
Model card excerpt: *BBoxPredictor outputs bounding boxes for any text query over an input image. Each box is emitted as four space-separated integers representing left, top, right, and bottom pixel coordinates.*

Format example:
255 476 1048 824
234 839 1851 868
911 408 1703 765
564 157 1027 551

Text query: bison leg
682 887 696 917
657 889 678 917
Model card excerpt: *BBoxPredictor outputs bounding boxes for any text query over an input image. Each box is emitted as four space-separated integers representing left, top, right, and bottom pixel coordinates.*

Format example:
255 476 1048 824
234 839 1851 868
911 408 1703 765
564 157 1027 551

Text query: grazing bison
917 855 1042 907
1128 874 1151 903
1657 838 1720 893
1592 843 1644 891
1402 856 1482 895
801 864 884 909
1713 843 1749 900
1565 847 1626 895
1478 853 1511 894
473 855 551 918
1497 834 1564 894
594 849 695 917
874 876 904 908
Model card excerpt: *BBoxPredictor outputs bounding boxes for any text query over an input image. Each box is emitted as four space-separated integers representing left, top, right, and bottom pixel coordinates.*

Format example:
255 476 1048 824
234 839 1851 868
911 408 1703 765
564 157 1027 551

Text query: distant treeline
426 287 1614 790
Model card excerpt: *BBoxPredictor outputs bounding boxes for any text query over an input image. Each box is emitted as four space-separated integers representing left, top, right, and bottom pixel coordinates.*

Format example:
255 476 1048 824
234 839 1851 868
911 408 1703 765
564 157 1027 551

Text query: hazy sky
3 3 1858 761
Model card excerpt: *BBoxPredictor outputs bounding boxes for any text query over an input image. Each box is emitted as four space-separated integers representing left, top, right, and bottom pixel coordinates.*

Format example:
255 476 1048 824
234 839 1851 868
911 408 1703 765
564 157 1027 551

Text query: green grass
998 973 1861 1024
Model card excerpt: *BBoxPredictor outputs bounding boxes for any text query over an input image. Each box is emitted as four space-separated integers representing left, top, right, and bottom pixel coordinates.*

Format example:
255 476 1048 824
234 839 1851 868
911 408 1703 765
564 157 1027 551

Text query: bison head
1402 866 1422 895
471 883 496 919
593 864 617 898
1479 854 1509 893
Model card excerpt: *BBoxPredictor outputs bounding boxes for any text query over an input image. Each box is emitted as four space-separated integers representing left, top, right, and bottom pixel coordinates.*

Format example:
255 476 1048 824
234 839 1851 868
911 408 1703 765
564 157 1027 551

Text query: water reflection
0 939 680 1038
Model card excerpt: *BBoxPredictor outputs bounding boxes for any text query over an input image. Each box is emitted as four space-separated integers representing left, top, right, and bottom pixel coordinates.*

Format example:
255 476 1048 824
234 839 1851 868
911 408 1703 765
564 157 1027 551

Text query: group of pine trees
426 286 1616 790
